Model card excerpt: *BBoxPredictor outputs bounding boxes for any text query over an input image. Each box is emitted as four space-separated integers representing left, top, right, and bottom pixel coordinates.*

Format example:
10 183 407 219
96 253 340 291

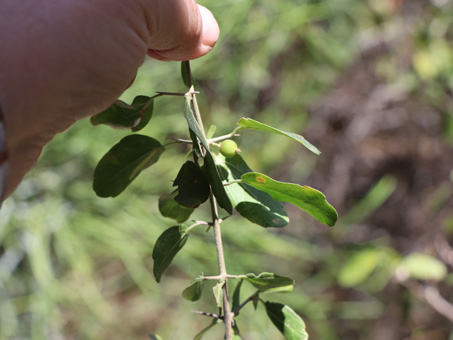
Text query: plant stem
209 194 233 339
192 94 206 134
185 221 209 233
202 274 239 281
208 133 241 144
184 60 233 340
166 133 241 146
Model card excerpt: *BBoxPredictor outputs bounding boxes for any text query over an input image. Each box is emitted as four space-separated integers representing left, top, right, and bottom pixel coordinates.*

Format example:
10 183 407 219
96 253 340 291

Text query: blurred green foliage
1 0 453 339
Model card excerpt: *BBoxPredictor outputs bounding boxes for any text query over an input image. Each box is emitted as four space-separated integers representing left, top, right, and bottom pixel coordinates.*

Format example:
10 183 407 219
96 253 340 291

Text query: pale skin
0 0 219 196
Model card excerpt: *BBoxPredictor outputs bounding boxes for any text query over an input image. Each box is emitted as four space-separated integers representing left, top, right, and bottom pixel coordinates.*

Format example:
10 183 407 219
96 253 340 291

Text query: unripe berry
219 139 240 158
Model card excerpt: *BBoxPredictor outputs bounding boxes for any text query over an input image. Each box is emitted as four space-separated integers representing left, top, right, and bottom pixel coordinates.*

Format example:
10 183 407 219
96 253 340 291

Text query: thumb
145 2 219 61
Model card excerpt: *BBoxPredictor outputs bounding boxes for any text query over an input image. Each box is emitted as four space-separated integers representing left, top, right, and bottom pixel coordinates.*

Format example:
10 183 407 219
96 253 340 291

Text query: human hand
0 0 219 197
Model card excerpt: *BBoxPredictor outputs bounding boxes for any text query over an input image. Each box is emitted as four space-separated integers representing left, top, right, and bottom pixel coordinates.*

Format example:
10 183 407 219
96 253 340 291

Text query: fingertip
198 5 219 50
146 3 219 62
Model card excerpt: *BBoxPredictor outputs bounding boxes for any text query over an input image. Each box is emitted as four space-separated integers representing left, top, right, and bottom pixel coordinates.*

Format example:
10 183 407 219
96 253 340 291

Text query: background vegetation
1 0 453 339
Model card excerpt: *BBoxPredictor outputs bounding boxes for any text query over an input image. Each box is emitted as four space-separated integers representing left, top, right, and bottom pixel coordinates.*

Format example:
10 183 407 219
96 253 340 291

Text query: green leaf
188 128 201 163
93 135 164 197
232 322 242 339
243 273 294 293
338 249 380 287
173 161 210 208
152 226 188 283
232 279 243 313
158 190 195 223
206 125 217 139
184 95 210 150
181 62 200 89
217 154 288 228
183 95 232 213
240 172 338 226
253 297 259 311
181 61 190 88
340 175 397 226
212 281 224 308
264 302 309 340
148 334 162 340
193 320 218 340
399 253 447 281
148 335 164 340
202 152 233 214
237 117 320 155
182 278 204 301
90 96 155 132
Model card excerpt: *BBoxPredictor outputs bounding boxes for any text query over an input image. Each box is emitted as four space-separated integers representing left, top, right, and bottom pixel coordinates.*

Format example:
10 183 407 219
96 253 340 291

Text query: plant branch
399 279 453 323
202 274 240 281
185 60 233 340
223 180 242 186
155 91 199 97
186 221 209 234
435 235 453 267
166 134 241 145
192 94 206 135
192 310 223 320
209 194 233 339
166 137 192 144
208 133 241 143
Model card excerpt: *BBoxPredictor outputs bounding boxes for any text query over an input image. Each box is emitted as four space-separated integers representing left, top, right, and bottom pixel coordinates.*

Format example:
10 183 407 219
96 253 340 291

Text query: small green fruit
219 139 240 158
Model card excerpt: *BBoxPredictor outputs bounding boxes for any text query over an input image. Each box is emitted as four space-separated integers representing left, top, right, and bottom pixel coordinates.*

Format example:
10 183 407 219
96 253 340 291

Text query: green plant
90 61 337 340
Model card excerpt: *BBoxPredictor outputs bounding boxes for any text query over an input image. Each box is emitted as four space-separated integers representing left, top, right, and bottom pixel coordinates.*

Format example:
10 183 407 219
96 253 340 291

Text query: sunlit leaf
206 125 217 139
264 302 309 340
158 190 195 223
93 135 164 197
217 154 288 228
340 175 397 226
152 225 188 283
399 253 447 281
237 117 320 155
90 96 155 132
182 278 204 301
338 249 380 287
243 273 294 293
173 161 210 208
240 172 337 226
